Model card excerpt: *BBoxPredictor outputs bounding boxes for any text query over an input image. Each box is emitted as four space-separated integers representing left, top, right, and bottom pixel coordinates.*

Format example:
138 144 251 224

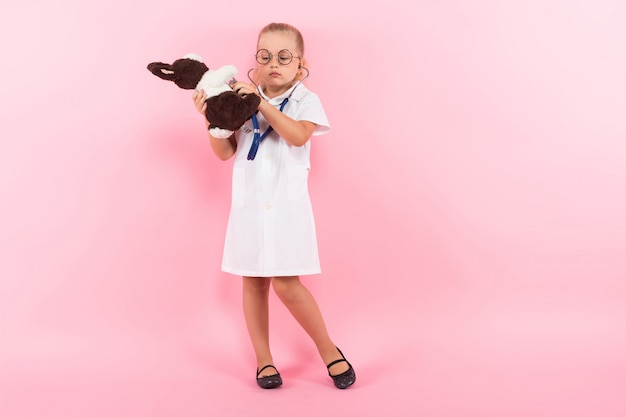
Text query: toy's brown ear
147 62 176 80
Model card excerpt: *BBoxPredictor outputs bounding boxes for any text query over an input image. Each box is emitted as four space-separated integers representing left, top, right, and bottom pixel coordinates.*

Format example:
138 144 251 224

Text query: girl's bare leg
242 276 277 378
271 276 350 375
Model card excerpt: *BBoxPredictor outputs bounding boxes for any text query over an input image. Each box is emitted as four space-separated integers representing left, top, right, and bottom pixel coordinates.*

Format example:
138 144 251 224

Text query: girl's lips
269 72 281 77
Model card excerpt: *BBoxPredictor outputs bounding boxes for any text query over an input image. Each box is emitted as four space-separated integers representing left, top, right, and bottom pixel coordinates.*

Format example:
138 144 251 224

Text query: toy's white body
197 65 238 97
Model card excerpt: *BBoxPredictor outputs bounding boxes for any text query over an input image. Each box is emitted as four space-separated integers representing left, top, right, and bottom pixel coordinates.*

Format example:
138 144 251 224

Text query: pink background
1 0 626 416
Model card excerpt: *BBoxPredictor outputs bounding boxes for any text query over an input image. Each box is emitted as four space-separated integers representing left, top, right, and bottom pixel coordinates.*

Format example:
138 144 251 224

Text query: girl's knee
272 276 301 300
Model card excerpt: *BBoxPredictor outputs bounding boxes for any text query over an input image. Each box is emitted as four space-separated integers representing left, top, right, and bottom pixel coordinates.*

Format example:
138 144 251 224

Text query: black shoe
326 348 356 389
256 364 282 389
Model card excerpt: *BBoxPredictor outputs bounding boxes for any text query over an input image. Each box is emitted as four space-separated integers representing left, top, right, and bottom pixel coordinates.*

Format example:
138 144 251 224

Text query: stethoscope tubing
246 67 309 160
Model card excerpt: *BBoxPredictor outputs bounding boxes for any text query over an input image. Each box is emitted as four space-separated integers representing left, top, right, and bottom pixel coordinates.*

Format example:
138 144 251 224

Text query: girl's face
256 31 302 97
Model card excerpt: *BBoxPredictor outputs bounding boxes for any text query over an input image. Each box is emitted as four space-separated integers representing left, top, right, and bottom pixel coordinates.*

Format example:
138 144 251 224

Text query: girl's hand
192 90 207 115
230 81 258 98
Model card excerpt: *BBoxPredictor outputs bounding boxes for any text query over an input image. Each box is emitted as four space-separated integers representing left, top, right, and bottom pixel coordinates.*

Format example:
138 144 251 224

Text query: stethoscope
246 66 309 160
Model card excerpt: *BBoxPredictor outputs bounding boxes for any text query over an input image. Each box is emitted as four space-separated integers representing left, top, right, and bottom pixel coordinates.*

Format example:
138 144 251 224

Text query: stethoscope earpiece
299 66 309 81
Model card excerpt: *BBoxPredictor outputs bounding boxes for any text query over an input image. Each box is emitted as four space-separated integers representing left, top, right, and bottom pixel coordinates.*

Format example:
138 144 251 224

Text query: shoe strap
326 358 349 370
257 364 279 377
327 347 351 370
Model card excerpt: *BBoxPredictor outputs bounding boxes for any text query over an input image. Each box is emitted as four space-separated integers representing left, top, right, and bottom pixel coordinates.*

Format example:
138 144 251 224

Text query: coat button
264 153 272 160
265 204 272 210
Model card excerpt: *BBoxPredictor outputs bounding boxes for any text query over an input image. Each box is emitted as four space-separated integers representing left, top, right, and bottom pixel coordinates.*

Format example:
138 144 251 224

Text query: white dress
221 83 330 277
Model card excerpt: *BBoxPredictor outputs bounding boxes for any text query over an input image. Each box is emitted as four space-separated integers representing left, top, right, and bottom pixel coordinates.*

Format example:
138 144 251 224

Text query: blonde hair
257 22 305 56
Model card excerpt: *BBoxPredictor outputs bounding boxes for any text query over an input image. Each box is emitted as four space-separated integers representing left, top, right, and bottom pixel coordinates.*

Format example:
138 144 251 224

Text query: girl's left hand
230 81 258 98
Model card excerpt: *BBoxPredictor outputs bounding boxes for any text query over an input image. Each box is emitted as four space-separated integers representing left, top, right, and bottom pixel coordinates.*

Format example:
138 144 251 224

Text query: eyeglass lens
256 49 294 65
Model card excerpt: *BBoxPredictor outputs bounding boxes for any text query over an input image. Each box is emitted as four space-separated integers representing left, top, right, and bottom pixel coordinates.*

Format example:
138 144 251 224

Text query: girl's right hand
192 90 207 115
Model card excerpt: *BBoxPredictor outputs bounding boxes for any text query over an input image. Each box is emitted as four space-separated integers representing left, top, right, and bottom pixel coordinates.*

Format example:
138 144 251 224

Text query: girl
192 23 356 389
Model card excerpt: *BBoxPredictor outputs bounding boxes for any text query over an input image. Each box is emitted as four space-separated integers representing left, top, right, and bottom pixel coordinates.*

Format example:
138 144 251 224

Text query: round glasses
255 49 300 65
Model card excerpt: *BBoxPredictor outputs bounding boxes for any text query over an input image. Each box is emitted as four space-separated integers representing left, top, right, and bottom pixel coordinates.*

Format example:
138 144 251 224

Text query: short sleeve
295 93 330 136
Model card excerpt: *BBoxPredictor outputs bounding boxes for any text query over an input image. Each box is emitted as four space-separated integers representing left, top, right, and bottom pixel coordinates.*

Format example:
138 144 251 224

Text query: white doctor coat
221 83 330 277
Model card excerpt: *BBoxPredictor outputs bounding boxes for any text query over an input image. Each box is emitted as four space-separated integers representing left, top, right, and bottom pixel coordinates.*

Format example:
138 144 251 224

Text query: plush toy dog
147 53 260 138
